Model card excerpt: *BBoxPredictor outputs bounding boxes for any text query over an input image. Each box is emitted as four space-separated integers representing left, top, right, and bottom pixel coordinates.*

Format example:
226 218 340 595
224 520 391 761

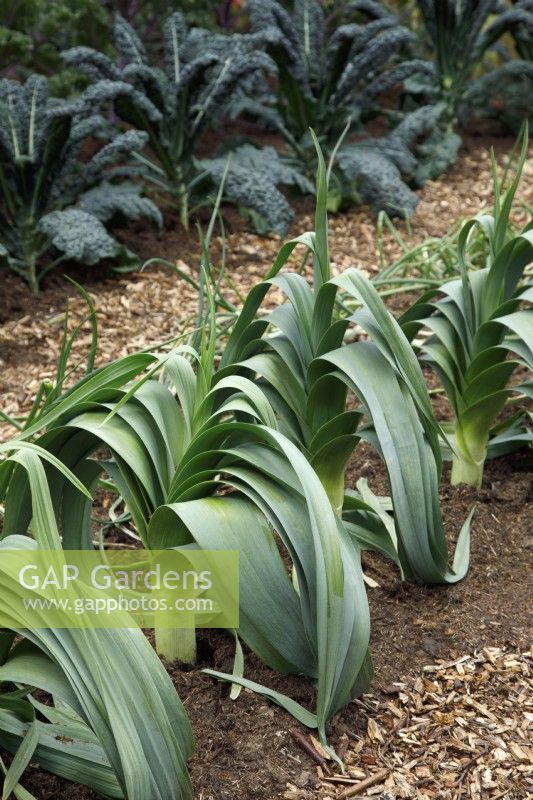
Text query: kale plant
199 144 314 233
460 59 533 132
246 0 422 143
408 1 533 147
511 0 533 60
0 74 161 292
336 103 454 215
243 0 443 216
62 14 300 233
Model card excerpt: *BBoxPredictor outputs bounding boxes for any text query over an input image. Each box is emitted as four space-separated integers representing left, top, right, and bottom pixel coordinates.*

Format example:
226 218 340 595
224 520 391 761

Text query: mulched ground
1 133 531 441
289 647 533 800
0 134 532 799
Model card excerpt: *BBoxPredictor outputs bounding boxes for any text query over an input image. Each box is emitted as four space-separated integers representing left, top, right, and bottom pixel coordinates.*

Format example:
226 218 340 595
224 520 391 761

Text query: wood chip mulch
284 648 532 800
1 137 531 445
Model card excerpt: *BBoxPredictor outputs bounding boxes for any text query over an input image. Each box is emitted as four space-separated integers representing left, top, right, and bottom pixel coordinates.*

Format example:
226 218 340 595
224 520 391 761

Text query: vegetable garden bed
1 0 532 795
1 133 530 441
0 134 531 800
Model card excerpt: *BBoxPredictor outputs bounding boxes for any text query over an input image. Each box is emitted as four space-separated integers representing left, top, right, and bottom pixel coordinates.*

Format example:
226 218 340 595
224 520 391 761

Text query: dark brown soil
355 450 533 680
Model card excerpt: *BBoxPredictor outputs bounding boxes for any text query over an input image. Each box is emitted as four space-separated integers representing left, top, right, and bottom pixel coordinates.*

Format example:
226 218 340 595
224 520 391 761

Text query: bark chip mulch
1 135 531 443
285 648 532 800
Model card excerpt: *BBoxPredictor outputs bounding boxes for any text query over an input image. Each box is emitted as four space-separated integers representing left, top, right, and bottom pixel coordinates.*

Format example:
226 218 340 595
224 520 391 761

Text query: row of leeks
0 328 373 759
1 133 530 795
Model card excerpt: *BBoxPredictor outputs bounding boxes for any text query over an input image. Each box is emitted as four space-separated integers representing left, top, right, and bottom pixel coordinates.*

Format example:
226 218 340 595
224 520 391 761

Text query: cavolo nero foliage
63 13 307 234
406 1 533 152
243 0 443 216
199 145 313 235
0 74 161 292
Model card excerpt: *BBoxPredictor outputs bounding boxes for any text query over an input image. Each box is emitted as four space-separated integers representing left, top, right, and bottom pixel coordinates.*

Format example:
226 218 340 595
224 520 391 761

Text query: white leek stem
451 454 484 488
155 626 196 665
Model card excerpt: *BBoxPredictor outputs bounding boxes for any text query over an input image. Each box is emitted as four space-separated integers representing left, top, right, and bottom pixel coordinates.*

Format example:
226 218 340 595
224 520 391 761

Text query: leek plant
0 444 194 800
219 136 471 584
0 138 474 760
1 335 374 750
0 186 375 740
0 150 372 750
400 128 533 487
